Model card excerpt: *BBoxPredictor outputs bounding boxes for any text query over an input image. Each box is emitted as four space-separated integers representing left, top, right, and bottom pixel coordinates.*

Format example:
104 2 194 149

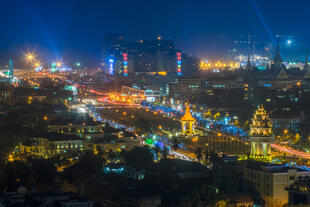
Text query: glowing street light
25 52 35 62
56 62 61 67
287 40 292 46
8 154 14 162
27 54 34 60
297 81 301 87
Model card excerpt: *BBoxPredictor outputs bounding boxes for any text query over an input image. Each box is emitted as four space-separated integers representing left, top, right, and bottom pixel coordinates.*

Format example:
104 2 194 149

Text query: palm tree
154 145 161 156
195 147 203 163
210 151 216 163
96 146 103 156
161 147 169 159
107 149 114 161
204 149 210 163
171 137 180 151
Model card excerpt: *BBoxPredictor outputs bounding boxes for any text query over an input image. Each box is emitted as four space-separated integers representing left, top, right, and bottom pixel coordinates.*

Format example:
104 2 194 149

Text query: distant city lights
25 52 36 62
50 62 71 72
287 39 292 46
200 60 239 70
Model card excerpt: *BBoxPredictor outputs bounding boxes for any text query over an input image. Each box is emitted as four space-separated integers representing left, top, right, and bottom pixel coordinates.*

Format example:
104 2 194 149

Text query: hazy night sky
0 0 309 67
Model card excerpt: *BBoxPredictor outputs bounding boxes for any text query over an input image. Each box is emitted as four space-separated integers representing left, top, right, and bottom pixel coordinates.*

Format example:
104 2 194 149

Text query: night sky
0 0 309 67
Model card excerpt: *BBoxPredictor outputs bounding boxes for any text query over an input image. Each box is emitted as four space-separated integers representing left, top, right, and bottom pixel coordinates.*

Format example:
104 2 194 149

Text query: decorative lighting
122 53 128 76
109 58 114 75
177 52 182 75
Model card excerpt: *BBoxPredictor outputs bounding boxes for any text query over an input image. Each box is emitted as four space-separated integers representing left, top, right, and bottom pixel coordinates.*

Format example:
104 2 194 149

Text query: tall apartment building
101 34 199 76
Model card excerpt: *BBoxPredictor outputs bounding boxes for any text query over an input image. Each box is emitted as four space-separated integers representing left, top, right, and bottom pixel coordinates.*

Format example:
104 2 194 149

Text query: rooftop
228 194 253 204
92 137 138 144
34 132 82 141
218 157 310 173
48 112 100 126
180 104 196 122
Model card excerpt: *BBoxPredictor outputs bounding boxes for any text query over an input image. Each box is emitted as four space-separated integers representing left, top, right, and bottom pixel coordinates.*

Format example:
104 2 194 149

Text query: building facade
249 105 272 160
48 123 104 140
214 157 310 207
17 133 84 158
101 34 198 75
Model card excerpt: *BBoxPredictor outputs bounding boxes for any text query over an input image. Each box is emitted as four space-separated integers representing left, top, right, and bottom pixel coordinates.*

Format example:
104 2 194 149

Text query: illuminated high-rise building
109 58 114 75
133 38 177 73
101 34 129 75
249 105 272 160
101 34 185 75
181 54 200 76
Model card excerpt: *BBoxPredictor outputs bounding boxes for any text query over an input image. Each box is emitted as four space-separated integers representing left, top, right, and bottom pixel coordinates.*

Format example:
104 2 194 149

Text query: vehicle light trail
271 144 310 159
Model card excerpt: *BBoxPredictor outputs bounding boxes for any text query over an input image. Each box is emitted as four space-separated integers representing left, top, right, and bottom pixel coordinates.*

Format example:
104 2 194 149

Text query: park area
98 107 181 133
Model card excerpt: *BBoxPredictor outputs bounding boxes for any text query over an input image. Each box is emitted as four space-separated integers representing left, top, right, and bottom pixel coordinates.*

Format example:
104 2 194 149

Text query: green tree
123 146 153 167
30 158 57 185
76 150 102 173
134 118 152 133
154 145 161 156
195 147 203 163
161 147 169 159
204 149 210 163
171 137 180 151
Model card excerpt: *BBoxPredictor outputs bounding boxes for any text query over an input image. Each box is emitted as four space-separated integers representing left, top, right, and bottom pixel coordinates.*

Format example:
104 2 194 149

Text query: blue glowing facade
109 58 114 75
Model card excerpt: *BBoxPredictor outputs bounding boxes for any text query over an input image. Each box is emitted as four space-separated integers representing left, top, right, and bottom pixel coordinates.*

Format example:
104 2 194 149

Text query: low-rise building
213 157 310 207
48 119 104 140
168 77 204 98
0 190 94 207
17 133 84 158
271 111 304 133
227 194 254 207
86 137 139 152
103 164 145 180
287 177 310 207
205 75 245 90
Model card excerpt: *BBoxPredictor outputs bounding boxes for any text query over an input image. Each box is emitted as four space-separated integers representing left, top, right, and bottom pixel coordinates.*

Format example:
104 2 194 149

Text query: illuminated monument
180 104 196 135
249 105 272 159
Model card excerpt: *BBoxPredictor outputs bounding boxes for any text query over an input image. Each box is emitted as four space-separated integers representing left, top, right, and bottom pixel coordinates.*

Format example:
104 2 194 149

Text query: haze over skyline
1 0 309 67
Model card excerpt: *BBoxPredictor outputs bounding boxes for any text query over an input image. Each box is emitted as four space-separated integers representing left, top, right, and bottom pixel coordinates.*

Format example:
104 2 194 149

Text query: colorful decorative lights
177 52 181 75
122 53 128 76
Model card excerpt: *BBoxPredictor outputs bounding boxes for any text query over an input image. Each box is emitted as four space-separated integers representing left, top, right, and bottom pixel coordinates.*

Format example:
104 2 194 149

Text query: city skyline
2 1 310 206
1 0 310 67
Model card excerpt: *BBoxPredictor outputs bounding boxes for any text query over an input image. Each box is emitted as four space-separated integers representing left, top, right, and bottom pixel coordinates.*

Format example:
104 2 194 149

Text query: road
23 72 310 162
271 144 310 159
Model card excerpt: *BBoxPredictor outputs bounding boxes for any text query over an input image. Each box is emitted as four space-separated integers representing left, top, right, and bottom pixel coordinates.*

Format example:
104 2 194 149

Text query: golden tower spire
180 103 196 135
249 105 273 160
